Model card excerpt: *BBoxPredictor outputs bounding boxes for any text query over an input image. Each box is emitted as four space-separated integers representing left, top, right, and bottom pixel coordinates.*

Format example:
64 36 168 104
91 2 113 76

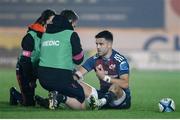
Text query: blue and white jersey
82 49 130 95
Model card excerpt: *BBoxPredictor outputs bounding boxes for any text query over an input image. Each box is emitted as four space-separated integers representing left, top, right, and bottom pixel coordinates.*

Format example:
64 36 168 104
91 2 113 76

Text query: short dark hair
95 30 113 42
60 9 79 22
36 9 56 25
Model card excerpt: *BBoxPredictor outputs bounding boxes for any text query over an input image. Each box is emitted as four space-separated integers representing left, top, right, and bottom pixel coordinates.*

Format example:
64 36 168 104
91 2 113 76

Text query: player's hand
95 64 105 80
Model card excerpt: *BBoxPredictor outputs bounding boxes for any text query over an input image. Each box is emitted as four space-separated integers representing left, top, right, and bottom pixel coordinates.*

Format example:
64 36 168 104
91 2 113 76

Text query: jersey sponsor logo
120 61 129 70
42 40 60 47
114 54 124 62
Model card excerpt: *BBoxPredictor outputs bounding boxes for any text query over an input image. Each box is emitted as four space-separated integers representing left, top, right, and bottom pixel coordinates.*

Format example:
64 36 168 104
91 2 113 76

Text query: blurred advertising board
0 28 180 70
0 0 164 28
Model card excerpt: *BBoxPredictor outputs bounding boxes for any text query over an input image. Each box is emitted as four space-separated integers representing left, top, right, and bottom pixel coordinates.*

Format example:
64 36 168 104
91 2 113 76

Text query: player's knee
126 102 131 109
108 84 123 99
86 87 98 103
123 96 131 109
91 87 98 98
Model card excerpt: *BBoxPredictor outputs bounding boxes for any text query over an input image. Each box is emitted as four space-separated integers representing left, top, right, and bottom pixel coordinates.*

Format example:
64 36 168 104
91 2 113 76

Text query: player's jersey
82 49 130 95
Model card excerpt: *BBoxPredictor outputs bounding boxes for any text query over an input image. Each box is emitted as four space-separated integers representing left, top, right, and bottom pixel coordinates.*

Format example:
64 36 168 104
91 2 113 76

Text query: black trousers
16 62 36 106
38 66 85 103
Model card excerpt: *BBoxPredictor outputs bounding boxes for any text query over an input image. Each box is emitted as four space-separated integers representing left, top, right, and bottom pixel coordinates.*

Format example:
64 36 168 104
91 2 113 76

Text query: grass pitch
0 68 180 118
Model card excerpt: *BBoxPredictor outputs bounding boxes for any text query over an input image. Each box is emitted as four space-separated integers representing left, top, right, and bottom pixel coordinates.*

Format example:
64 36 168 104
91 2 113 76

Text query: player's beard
97 47 109 57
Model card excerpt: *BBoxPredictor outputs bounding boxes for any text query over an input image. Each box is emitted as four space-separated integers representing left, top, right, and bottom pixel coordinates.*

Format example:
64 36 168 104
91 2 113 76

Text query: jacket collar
28 23 45 33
